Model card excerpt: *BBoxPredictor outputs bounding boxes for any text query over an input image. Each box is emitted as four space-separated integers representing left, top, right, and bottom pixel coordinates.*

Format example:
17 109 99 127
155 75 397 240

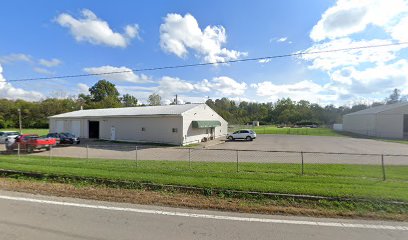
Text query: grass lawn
1 128 49 136
0 155 407 202
243 126 342 136
383 139 408 144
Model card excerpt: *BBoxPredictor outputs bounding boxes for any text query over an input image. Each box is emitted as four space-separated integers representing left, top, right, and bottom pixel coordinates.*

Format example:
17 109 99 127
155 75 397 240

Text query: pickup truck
5 134 57 153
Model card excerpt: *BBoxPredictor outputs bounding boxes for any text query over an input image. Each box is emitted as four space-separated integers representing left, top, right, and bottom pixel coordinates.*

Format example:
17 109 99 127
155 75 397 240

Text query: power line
3 41 408 83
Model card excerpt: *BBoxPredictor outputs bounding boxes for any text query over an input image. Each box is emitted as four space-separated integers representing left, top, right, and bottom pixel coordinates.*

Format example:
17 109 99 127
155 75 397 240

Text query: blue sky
1 0 408 105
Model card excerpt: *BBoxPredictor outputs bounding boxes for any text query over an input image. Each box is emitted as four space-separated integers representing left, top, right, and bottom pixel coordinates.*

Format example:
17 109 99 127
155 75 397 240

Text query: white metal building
343 102 408 139
49 104 228 145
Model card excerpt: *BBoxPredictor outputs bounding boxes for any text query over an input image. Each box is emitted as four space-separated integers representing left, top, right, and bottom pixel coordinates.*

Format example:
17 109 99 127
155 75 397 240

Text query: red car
6 134 57 153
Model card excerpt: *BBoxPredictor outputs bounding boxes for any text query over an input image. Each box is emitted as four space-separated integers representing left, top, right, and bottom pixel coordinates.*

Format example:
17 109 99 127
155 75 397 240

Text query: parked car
0 131 19 144
227 129 257 141
6 134 57 153
47 133 80 145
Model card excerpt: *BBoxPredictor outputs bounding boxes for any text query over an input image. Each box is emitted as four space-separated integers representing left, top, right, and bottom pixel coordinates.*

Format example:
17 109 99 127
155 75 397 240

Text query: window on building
172 128 178 133
141 127 145 131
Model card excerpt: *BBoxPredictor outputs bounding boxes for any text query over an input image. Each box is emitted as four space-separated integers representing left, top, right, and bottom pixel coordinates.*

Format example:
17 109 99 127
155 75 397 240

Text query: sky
1 0 408 106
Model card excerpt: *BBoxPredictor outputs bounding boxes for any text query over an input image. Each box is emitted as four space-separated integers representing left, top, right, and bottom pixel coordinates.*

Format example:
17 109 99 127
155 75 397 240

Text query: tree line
0 80 405 128
206 89 406 125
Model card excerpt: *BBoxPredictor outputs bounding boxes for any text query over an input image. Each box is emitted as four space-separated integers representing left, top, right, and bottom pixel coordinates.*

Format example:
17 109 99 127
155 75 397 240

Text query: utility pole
18 108 22 134
175 94 178 105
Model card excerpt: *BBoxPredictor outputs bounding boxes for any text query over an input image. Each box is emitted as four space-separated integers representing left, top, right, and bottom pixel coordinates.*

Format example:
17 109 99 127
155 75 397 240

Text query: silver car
227 129 257 141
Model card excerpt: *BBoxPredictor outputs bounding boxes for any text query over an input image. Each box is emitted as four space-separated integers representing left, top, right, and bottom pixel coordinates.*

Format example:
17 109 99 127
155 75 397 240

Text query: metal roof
345 102 408 116
49 104 203 118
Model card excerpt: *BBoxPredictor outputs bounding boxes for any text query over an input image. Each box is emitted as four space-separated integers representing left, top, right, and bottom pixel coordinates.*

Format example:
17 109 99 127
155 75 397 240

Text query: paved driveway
209 135 408 155
2 136 408 165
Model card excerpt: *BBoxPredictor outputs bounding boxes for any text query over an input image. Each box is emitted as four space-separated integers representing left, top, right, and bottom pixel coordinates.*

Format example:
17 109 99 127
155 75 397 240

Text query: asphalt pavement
0 190 407 240
2 135 408 165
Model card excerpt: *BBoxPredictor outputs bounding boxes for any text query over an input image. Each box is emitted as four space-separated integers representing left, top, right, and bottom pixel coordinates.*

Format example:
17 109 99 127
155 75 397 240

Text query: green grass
1 128 49 136
235 126 342 136
383 139 408 144
0 155 407 202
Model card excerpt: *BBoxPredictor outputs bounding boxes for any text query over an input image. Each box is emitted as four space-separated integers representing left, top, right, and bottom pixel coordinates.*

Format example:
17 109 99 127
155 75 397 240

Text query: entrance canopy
192 120 221 128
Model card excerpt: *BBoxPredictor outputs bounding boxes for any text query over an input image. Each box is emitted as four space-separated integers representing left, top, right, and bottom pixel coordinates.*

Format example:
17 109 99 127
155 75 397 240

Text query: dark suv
47 132 80 145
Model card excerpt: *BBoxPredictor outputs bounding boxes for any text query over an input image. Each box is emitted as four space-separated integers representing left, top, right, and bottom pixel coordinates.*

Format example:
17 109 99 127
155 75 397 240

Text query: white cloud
389 15 408 42
124 24 140 39
277 37 288 42
228 96 255 103
0 53 31 64
38 58 62 67
83 65 150 83
300 38 405 71
115 75 247 104
157 76 195 95
298 0 408 104
56 9 140 48
155 76 247 98
0 64 44 100
195 76 247 96
258 58 271 63
33 67 54 75
251 80 337 103
77 83 89 94
159 13 247 63
310 0 408 41
329 67 353 85
332 60 408 94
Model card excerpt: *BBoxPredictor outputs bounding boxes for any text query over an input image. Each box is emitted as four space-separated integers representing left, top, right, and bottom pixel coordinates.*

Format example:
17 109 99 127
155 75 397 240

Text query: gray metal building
343 102 408 139
48 104 228 145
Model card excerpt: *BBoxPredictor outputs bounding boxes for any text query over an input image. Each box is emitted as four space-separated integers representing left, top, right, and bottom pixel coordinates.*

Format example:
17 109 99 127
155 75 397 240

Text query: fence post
49 145 52 163
189 148 192 170
381 154 386 181
301 151 304 175
236 150 239 172
135 146 138 168
17 143 20 160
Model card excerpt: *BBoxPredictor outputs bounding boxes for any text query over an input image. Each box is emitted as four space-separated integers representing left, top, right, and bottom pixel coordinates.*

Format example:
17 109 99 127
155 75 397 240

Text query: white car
227 129 256 141
0 131 20 144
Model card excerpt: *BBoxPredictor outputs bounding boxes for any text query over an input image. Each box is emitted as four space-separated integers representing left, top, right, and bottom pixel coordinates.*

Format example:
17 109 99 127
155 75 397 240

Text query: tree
89 80 120 102
148 93 161 106
386 88 401 104
121 94 138 107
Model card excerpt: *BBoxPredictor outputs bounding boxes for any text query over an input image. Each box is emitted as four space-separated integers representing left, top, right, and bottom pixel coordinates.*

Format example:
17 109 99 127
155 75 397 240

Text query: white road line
0 195 407 231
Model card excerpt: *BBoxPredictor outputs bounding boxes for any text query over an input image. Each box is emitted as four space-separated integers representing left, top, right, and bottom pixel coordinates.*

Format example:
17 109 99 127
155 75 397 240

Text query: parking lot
208 135 408 155
1 134 408 165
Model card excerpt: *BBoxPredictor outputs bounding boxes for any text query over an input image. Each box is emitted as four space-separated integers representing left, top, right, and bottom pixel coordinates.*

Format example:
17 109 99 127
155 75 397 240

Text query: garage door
71 120 81 137
55 120 64 133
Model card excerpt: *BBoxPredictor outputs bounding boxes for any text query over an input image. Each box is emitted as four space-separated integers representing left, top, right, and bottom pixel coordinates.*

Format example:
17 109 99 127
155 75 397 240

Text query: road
0 190 407 240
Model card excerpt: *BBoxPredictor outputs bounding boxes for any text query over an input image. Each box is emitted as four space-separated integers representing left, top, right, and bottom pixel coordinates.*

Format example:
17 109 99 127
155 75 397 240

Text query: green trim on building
192 120 221 128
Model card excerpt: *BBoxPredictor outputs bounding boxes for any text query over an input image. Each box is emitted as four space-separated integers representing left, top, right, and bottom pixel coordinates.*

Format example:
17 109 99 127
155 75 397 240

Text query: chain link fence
1 143 408 181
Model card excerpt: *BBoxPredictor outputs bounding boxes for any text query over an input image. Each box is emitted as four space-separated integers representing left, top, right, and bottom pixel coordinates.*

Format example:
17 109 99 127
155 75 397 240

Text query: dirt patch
0 177 406 221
